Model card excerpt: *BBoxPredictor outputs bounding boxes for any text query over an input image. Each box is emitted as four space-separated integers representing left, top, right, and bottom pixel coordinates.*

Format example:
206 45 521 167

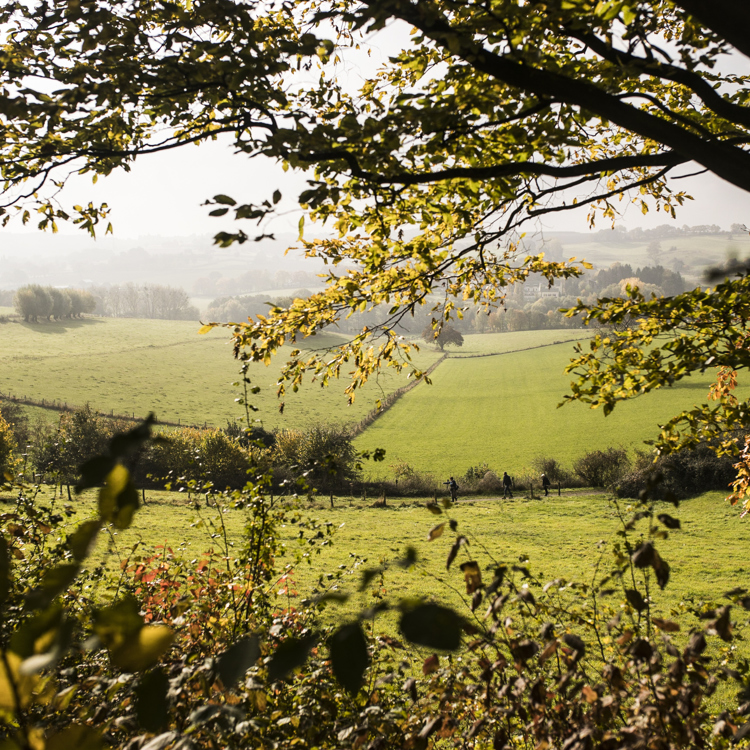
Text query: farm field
557 233 750 282
15 486 747 631
355 331 748 478
0 317 440 429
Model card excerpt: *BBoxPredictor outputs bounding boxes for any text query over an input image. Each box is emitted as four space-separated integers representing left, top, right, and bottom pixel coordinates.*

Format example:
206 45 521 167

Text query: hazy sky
4 21 750 245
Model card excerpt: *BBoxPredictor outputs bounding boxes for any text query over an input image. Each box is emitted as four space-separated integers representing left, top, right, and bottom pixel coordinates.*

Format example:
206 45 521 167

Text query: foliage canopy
4 0 750 494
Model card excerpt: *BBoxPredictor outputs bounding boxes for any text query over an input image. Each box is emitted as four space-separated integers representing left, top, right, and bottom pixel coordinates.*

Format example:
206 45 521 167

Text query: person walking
502 471 513 499
448 476 459 502
541 473 551 497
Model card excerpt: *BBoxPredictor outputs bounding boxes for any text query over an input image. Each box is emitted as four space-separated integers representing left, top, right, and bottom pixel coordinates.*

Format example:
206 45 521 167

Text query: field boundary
0 391 205 429
446 334 587 360
350 354 448 437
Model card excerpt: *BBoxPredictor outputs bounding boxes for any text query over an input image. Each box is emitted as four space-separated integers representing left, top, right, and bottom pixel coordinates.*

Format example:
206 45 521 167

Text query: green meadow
355 331 740 478
30 486 748 629
0 317 440 429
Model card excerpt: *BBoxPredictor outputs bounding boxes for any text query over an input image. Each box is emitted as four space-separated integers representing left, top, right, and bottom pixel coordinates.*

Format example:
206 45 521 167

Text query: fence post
330 491 334 508
558 481 561 497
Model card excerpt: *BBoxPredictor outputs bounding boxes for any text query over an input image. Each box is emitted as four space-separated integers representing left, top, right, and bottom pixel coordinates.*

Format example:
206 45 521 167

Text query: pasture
21 485 748 629
0 316 440 430
355 332 745 478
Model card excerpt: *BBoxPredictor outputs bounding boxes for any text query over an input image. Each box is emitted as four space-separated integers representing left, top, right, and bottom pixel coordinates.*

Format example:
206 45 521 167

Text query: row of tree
88 283 199 320
0 402 361 494
13 284 96 322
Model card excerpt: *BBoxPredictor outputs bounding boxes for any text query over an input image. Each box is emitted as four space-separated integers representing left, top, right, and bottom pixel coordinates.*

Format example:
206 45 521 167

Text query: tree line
13 284 96 322
11 283 199 322
88 283 199 320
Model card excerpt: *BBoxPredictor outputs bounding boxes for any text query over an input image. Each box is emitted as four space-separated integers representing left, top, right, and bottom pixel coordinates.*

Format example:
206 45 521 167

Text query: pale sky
4 21 750 245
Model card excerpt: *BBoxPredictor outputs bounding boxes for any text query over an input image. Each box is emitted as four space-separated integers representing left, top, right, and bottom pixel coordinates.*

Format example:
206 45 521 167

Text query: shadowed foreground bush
2 422 750 750
617 443 737 500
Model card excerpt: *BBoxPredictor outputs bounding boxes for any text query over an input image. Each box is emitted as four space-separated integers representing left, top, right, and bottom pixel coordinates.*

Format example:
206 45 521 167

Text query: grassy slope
0 317 439 429
356 331 741 478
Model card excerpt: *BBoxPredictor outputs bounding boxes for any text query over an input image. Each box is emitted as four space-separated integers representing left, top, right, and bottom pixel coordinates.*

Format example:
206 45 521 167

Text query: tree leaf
268 635 316 682
67 520 101 562
329 622 369 693
98 464 139 529
428 523 445 541
460 561 482 594
399 603 464 651
136 668 169 733
111 625 174 672
47 725 103 750
217 636 260 689
625 589 647 612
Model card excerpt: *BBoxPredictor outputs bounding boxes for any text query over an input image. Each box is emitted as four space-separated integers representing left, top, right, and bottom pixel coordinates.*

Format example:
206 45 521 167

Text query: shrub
477 470 503 493
573 446 630 487
273 424 360 492
617 443 737 500
384 461 439 496
0 413 18 477
0 399 29 452
530 455 574 486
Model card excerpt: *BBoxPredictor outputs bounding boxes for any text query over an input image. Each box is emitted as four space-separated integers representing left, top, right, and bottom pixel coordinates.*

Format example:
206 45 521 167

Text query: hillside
355 331 744 478
0 316 441 429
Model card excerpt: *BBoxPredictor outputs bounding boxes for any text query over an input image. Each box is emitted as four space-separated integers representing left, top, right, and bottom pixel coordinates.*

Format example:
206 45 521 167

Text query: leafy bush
273 424 360 492
530 454 575 486
384 461 439 496
0 399 29 454
477 470 503 493
0 413 18 477
573 446 630 487
617 443 737 500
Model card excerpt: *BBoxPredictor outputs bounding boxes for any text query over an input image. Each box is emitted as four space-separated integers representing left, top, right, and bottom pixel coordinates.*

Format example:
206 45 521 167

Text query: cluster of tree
1 402 362 494
421 323 464 351
13 284 96 322
206 290 313 323
89 283 199 320
193 269 320 298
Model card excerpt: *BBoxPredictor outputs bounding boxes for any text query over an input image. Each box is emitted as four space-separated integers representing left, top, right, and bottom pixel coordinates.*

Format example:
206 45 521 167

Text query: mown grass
0 317 440 429
355 332 749 478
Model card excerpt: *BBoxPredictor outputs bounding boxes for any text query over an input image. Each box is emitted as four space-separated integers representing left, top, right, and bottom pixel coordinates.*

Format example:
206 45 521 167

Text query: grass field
558 233 750 283
355 331 745 478
18 486 746 631
0 317 440 429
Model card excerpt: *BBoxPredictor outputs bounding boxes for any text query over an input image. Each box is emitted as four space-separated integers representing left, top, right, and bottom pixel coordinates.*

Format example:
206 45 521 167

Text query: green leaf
329 622 369 694
111 625 173 672
217 636 259 689
75 455 116 493
209 207 229 216
26 565 79 610
213 194 236 205
108 414 155 459
136 668 169 732
67 520 101 562
268 635 316 681
98 465 139 529
272 189 282 204
399 603 464 651
10 604 64 658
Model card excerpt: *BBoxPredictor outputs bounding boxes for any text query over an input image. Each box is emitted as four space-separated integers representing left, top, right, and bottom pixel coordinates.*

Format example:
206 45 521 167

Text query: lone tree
4 1 750 501
422 323 464 351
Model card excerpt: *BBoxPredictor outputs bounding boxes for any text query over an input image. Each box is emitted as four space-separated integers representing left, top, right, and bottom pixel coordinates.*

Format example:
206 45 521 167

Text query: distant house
523 284 561 298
